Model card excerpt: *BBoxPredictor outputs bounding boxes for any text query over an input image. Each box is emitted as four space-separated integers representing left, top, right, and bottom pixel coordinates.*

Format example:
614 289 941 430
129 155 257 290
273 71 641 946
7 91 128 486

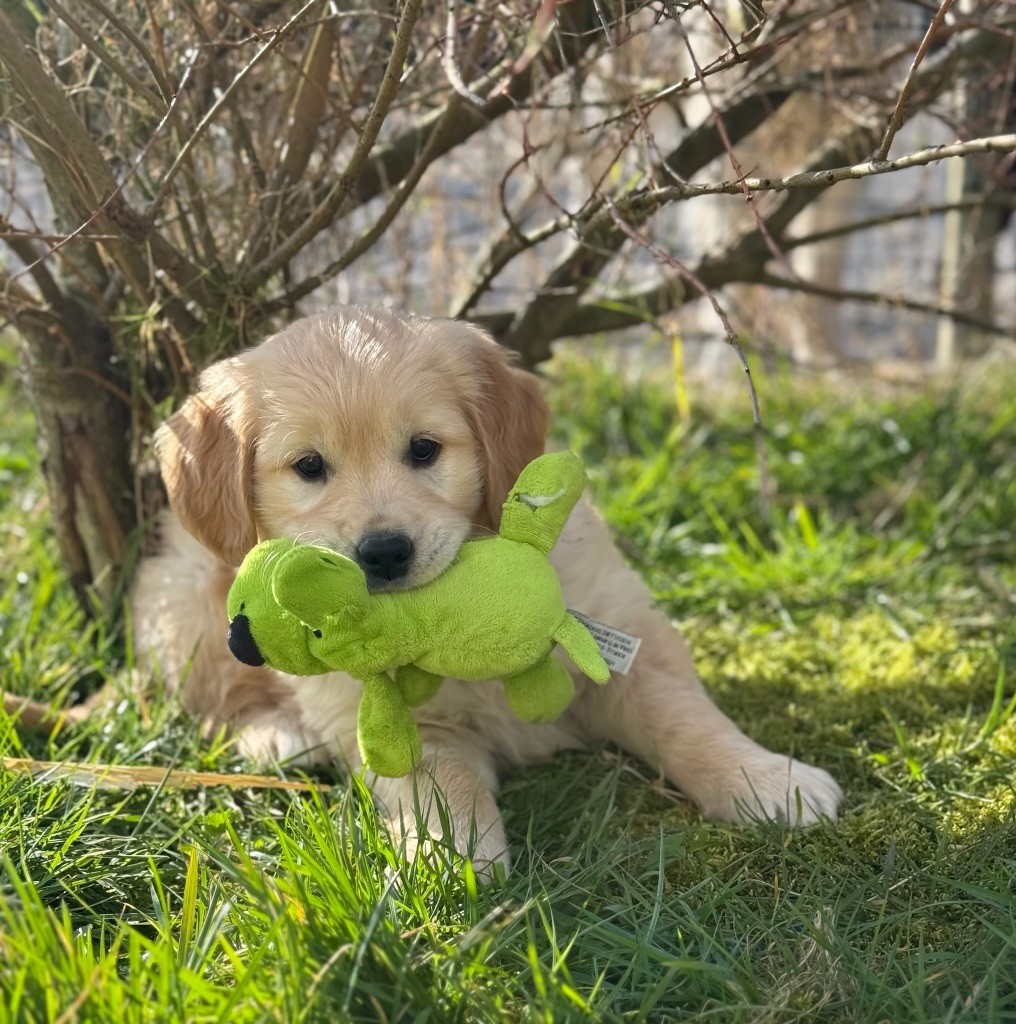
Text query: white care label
568 611 642 675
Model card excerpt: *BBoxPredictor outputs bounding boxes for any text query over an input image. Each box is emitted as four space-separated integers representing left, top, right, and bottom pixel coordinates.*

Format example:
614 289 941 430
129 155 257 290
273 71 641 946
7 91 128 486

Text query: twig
0 757 331 793
241 0 423 286
7 52 197 288
876 0 957 161
784 194 1016 250
605 133 1016 205
604 200 773 523
442 0 486 106
756 271 1014 337
262 95 467 312
492 87 793 355
673 8 797 280
46 0 166 112
79 0 175 101
146 0 322 223
335 0 602 213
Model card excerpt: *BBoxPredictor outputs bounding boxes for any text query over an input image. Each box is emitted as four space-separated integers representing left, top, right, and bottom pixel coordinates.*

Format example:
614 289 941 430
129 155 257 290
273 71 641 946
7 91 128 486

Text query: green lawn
1 339 1014 1023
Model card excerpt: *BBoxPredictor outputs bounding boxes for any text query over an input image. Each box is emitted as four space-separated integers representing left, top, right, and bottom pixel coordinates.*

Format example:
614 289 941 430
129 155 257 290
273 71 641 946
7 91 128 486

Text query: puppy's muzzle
227 614 265 666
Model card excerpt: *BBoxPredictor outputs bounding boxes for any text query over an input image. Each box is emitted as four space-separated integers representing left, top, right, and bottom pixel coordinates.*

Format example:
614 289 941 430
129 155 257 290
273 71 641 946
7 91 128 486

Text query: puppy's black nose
228 614 265 666
356 531 414 581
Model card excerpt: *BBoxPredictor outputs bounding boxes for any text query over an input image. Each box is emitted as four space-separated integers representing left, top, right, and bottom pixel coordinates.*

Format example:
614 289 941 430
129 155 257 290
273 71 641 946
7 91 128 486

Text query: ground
0 337 1014 1023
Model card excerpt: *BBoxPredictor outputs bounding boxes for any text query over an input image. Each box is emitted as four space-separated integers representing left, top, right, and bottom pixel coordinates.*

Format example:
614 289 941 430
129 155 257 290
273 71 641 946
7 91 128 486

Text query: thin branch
783 193 1016 250
475 77 1012 351
756 271 1014 337
240 0 424 287
489 87 794 356
261 94 468 313
477 20 1010 350
604 133 1016 205
4 49 206 309
442 0 486 106
0 12 209 328
604 199 774 523
326 0 602 212
673 6 795 279
79 0 175 101
0 266 49 318
0 222 66 309
145 0 323 223
241 5 336 268
46 0 166 112
876 0 957 161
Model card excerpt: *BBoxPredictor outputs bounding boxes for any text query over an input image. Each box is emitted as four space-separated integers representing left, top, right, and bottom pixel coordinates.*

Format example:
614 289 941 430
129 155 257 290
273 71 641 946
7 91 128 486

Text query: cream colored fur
132 306 841 875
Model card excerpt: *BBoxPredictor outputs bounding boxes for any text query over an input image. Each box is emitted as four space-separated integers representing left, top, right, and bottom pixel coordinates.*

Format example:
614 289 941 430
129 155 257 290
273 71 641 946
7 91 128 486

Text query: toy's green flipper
499 451 587 553
554 614 610 684
503 657 575 722
358 674 422 778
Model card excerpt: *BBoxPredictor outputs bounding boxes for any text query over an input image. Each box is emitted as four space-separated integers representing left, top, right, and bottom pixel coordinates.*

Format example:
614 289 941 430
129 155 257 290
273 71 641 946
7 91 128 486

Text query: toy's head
498 452 587 554
226 539 369 675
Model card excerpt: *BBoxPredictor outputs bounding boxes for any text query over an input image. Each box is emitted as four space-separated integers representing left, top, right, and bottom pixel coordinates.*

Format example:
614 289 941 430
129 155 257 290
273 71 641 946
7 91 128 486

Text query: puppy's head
155 307 549 589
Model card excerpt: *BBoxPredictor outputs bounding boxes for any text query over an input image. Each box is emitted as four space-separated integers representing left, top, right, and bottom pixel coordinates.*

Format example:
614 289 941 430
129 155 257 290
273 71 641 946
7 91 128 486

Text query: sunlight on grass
1 340 1014 1022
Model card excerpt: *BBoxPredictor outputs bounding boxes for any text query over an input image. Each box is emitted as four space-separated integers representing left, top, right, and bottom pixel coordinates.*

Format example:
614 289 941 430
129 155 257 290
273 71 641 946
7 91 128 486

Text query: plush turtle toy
226 451 610 777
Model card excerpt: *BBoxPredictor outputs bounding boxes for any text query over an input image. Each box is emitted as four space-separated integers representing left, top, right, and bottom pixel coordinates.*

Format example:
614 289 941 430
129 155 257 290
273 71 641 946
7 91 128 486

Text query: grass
1 337 1015 1022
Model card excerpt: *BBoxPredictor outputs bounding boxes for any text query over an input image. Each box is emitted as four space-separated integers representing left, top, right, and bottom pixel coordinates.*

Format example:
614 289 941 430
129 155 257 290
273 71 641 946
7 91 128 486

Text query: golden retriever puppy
132 306 841 873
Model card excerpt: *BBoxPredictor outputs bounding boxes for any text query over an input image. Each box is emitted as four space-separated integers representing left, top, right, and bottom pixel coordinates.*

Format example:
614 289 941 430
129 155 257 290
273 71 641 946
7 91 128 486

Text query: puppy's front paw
703 753 843 826
383 813 511 883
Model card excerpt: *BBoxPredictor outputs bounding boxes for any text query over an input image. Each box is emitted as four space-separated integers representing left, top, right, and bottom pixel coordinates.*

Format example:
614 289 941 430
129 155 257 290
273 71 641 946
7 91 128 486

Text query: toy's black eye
294 453 325 480
408 437 440 465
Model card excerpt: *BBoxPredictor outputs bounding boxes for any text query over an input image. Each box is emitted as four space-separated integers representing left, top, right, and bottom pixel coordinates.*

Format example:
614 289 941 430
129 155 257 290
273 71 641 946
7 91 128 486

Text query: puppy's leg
370 736 508 879
557 501 842 825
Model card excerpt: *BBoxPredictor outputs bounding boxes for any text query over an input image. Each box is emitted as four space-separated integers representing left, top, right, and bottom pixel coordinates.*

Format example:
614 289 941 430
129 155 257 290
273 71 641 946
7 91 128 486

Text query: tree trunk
1 5 139 615
17 305 135 613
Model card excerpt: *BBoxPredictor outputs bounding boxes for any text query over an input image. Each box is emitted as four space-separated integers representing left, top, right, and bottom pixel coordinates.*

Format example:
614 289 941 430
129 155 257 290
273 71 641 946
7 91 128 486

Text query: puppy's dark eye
294 453 325 480
408 437 440 465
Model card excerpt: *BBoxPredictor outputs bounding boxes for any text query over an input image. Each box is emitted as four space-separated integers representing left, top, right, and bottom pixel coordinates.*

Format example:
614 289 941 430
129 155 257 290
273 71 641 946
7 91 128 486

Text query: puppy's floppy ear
463 331 551 532
154 356 259 566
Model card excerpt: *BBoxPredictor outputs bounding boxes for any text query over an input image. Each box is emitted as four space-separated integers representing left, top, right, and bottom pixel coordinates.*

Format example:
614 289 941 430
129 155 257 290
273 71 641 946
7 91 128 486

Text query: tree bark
17 307 134 612
1 6 136 614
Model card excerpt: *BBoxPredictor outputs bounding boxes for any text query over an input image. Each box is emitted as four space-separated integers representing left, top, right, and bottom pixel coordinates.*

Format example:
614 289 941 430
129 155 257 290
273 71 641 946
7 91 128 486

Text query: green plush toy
226 452 610 777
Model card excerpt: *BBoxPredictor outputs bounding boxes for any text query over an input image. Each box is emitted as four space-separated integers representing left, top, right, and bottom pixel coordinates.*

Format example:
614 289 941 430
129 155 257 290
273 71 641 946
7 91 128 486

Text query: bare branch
876 0 957 161
47 0 166 112
442 0 486 106
0 11 208 325
145 0 323 223
260 93 469 313
487 87 794 360
241 5 337 268
484 20 1012 360
601 133 1016 206
79 0 175 102
605 198 774 523
240 0 424 287
784 193 1016 250
324 1 603 211
756 271 1015 337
